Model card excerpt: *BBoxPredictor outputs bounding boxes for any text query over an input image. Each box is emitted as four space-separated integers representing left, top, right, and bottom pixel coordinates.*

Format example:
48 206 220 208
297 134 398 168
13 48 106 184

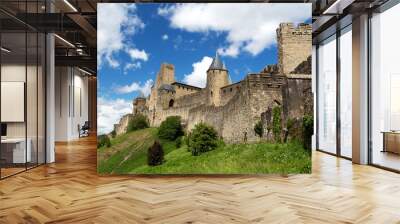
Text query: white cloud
115 79 153 96
126 48 149 61
97 97 132 134
162 34 169 40
183 56 213 88
97 3 144 68
157 7 171 16
217 43 240 58
158 3 310 57
123 62 142 74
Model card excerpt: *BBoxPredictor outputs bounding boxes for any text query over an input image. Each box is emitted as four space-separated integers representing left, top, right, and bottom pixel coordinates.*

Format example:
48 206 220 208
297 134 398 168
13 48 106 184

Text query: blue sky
97 3 311 134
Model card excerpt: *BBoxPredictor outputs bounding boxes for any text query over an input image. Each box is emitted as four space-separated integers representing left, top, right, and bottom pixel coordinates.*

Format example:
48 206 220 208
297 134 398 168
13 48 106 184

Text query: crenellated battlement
277 23 312 36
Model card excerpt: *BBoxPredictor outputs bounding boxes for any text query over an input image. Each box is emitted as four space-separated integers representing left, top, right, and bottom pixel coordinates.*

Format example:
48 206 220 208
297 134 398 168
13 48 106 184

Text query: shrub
97 135 111 148
158 116 184 140
127 114 149 133
183 134 191 152
175 136 182 148
302 115 314 150
286 118 296 132
147 140 164 166
254 120 263 138
272 106 282 143
285 118 296 143
183 134 190 147
267 124 272 135
189 123 219 156
110 130 116 138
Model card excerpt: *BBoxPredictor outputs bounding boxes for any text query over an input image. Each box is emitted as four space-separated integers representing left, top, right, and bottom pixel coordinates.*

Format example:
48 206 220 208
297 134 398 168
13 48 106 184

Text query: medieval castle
114 23 312 143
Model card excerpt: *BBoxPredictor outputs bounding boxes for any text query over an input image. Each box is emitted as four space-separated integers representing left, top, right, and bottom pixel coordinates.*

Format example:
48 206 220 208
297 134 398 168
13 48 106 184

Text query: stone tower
277 23 312 74
156 63 175 87
147 63 175 112
206 52 230 106
133 96 147 115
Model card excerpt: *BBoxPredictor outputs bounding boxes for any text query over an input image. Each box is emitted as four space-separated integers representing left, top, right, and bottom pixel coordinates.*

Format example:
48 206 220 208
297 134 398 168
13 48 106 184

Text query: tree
127 114 149 133
158 116 184 140
302 115 314 150
110 130 116 138
97 135 111 148
189 123 219 156
147 141 164 166
272 106 282 143
254 120 263 138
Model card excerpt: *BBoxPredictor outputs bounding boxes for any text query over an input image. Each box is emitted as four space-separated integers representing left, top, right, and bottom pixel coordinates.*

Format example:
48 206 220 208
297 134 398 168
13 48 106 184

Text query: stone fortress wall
114 22 312 143
114 114 133 136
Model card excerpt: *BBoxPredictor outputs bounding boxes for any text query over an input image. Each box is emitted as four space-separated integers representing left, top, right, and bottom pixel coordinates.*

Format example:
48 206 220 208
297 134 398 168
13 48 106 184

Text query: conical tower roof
208 52 226 71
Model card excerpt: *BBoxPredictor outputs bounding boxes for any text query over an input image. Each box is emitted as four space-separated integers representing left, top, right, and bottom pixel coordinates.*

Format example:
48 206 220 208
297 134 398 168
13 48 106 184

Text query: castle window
211 91 213 96
169 99 174 108
223 90 226 93
230 88 232 92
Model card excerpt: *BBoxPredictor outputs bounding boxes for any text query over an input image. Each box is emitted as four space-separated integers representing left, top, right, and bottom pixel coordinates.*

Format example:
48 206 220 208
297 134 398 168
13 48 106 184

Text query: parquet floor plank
0 136 399 223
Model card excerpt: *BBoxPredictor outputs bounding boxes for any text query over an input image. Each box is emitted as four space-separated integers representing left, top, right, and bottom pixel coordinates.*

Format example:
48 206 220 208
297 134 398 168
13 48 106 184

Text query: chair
79 121 90 138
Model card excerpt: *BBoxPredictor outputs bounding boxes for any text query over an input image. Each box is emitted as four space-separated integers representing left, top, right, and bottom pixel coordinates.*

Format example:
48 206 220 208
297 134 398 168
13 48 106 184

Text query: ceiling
0 0 394 75
0 0 98 75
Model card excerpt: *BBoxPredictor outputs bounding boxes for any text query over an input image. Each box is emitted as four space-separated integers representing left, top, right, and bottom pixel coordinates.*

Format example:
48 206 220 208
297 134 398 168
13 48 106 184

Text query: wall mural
97 3 313 174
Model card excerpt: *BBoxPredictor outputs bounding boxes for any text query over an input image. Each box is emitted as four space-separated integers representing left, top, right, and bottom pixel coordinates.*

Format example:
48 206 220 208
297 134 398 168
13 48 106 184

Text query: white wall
55 67 89 141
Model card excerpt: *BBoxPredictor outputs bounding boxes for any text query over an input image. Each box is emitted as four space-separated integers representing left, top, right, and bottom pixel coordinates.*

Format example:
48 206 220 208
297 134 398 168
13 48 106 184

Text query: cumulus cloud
97 3 145 68
158 3 310 57
162 34 169 40
123 62 142 74
183 56 213 88
126 48 149 61
115 79 153 96
97 97 132 134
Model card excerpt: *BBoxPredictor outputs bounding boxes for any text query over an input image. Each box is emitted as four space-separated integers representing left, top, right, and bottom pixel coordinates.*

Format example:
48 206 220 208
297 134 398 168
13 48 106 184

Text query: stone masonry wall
173 90 205 108
282 74 312 120
114 114 132 136
173 83 201 98
152 106 192 128
186 73 285 143
220 82 241 106
245 74 285 142
277 23 312 75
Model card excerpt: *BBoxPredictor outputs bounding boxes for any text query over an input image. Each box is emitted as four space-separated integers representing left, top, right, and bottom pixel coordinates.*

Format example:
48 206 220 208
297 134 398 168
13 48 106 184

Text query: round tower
206 52 230 106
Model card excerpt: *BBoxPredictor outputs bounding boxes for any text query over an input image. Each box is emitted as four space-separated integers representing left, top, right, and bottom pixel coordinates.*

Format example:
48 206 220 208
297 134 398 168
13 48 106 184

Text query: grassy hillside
97 128 311 174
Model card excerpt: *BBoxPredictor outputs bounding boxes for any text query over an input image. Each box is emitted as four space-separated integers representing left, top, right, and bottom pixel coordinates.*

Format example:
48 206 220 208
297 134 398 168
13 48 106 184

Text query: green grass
97 128 311 174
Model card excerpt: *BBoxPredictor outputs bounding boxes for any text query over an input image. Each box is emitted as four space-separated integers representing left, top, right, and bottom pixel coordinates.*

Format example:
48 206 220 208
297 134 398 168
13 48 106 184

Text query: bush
183 134 190 147
127 114 149 133
110 130 116 138
254 120 263 138
302 115 314 150
158 116 184 140
272 106 282 143
286 118 296 132
97 135 111 148
189 123 219 156
285 118 296 143
175 136 182 148
147 140 164 166
183 134 191 152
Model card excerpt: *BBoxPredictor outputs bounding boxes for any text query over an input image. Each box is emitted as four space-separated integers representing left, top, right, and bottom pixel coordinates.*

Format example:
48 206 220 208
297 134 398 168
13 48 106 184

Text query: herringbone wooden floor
1 136 400 224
